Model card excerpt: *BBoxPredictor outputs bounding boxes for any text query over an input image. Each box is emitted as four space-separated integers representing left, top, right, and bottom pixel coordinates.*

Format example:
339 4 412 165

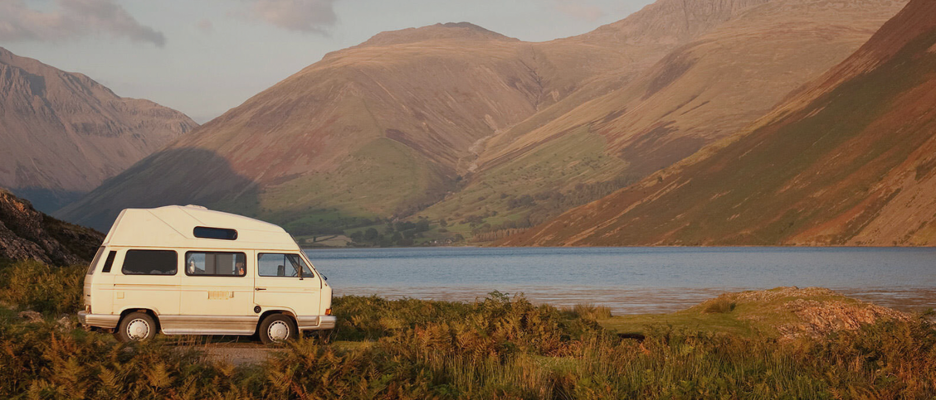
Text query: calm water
305 247 936 314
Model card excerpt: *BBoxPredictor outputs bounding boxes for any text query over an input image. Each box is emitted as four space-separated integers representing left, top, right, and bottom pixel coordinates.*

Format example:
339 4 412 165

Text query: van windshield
258 253 314 278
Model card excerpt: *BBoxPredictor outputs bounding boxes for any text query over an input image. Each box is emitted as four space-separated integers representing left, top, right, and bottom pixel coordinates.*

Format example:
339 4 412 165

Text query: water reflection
331 286 936 315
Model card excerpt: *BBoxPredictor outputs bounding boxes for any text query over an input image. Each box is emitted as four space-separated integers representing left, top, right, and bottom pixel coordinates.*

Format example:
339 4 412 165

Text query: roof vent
184 204 208 210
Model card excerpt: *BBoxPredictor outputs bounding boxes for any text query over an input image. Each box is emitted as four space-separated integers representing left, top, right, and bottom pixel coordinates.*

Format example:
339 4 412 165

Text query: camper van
77 205 335 344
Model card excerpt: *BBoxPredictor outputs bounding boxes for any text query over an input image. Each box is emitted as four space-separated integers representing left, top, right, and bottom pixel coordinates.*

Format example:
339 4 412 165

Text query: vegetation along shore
1 259 934 399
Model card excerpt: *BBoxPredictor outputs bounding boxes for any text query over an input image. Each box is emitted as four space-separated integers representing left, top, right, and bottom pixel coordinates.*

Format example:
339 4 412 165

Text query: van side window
258 253 314 278
122 250 178 275
186 252 247 276
193 227 238 240
101 251 117 273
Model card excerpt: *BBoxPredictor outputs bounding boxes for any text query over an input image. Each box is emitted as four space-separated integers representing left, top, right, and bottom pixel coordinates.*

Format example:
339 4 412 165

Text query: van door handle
255 287 266 291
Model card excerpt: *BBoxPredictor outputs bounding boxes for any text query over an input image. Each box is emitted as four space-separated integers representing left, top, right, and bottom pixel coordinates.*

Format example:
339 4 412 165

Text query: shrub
701 296 736 314
0 260 85 315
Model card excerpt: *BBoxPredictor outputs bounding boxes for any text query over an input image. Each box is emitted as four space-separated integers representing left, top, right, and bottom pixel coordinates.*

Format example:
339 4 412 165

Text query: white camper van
77 205 335 344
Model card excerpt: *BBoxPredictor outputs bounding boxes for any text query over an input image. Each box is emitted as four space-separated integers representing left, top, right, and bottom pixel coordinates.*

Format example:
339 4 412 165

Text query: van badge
207 291 234 300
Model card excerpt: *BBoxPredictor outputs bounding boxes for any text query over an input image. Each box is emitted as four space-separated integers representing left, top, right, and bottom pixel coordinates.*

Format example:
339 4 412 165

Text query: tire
115 312 157 342
259 314 297 345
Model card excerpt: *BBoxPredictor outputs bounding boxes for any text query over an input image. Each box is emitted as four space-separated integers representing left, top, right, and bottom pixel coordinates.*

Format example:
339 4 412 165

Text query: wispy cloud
196 19 214 34
0 0 166 47
245 0 338 35
554 0 604 22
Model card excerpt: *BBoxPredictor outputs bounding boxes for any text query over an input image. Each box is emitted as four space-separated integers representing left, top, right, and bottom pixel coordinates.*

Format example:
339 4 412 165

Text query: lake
305 247 936 315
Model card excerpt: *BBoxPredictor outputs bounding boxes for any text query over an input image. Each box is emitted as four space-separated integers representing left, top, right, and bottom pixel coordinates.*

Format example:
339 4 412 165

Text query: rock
779 298 910 339
18 310 42 323
703 287 912 340
0 188 104 265
56 315 76 330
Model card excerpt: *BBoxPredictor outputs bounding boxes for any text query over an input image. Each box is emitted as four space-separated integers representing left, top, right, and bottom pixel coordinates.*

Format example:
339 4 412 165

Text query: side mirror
323 276 328 281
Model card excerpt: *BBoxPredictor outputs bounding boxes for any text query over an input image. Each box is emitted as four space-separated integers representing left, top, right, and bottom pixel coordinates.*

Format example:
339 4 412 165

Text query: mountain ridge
0 47 198 212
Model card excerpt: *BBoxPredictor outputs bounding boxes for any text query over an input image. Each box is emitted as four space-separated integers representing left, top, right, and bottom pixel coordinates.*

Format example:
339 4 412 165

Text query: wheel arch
117 308 162 333
255 309 298 334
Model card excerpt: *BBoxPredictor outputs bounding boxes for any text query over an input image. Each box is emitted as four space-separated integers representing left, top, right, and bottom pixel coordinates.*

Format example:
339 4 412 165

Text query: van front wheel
259 314 297 344
116 312 156 342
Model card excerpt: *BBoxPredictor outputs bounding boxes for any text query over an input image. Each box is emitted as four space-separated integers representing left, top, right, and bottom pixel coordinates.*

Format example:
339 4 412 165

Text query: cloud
247 0 338 34
196 19 214 34
554 0 604 22
0 0 165 47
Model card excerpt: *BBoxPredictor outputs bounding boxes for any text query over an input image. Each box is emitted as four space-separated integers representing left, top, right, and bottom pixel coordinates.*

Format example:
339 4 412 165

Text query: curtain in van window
185 252 246 276
122 250 178 275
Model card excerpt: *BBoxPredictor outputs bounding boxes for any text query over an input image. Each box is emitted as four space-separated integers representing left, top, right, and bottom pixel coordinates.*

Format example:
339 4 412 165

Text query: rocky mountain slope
418 0 907 239
0 48 197 213
57 0 777 233
500 0 936 246
0 188 102 265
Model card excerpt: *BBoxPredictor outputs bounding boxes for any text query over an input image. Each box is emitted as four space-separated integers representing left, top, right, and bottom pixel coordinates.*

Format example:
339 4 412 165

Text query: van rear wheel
116 312 156 342
259 314 297 344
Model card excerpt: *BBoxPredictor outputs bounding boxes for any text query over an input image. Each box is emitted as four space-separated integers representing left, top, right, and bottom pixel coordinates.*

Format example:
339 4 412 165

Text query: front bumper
77 311 120 329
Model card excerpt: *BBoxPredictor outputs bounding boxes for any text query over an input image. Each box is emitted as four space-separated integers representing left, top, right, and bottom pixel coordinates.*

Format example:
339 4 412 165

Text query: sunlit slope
500 0 936 246
426 0 907 236
59 25 547 231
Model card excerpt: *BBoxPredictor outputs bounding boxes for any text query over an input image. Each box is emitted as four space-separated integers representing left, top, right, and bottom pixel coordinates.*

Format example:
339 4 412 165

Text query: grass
1 260 935 399
418 128 629 226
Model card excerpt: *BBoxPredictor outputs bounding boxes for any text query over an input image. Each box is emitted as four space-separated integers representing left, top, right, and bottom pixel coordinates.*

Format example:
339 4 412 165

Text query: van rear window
193 227 238 240
122 250 178 275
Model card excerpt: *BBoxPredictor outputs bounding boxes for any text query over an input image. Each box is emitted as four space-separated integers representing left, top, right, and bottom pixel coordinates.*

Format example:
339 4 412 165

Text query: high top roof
103 205 299 251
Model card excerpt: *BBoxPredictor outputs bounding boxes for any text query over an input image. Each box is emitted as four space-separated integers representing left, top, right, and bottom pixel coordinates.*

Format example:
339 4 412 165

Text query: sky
0 0 654 123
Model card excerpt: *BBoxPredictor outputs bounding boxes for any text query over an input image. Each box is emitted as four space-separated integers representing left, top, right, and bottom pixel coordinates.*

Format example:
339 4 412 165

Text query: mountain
417 0 908 241
499 0 936 246
57 0 779 233
0 47 197 213
0 188 103 265
57 0 908 244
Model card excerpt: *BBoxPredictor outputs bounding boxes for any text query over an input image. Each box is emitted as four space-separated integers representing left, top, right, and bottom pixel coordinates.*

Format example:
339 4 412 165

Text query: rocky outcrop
701 287 910 339
0 188 103 265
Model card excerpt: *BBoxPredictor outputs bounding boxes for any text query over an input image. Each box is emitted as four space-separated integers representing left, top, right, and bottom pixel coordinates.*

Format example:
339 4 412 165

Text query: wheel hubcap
127 319 151 340
268 321 289 341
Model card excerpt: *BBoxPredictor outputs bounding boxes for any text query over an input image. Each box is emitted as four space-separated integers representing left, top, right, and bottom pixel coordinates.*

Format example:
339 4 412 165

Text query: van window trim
120 249 179 276
184 251 248 277
193 226 239 240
